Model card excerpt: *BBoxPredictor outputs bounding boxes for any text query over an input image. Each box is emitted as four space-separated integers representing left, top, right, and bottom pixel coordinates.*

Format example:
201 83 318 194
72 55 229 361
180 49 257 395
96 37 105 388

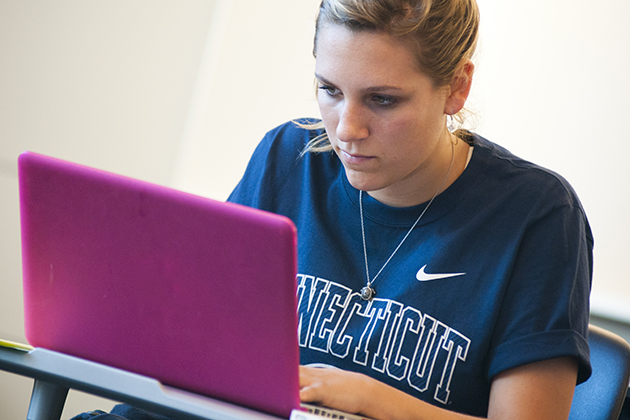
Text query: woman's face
315 24 454 207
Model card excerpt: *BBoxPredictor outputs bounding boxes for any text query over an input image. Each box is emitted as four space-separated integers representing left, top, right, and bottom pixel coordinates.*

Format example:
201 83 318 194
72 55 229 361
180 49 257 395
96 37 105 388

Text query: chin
345 175 383 194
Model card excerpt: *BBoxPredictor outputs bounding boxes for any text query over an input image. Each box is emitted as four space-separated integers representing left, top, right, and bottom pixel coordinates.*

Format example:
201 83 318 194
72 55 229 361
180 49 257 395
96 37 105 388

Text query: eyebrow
315 73 404 93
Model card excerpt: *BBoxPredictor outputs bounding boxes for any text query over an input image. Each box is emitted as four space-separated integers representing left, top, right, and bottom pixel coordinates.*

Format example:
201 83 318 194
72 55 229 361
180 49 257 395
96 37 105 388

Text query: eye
318 84 340 97
371 94 398 107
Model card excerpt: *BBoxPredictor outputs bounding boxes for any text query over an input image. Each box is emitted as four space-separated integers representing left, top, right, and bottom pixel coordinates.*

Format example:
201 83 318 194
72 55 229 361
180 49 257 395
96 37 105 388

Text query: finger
299 383 320 403
298 366 322 403
299 365 312 387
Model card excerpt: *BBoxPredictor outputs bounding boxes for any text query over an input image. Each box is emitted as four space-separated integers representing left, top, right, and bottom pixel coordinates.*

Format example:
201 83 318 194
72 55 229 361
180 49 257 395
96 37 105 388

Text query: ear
444 60 474 115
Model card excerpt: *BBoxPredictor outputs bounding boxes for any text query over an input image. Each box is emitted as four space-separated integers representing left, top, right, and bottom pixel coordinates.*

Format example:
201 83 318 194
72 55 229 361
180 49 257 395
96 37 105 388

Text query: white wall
472 0 630 320
0 0 628 418
170 0 322 199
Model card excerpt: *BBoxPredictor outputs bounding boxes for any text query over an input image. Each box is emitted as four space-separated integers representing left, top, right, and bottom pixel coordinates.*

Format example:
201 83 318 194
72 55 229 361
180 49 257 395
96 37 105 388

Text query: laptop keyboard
292 403 371 420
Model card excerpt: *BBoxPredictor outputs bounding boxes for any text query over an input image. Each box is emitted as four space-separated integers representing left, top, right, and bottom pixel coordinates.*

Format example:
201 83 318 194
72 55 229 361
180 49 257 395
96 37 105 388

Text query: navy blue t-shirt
228 120 593 417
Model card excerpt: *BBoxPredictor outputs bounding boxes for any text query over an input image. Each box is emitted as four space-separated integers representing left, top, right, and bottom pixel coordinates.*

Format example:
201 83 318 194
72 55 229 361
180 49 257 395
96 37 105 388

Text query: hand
299 365 376 415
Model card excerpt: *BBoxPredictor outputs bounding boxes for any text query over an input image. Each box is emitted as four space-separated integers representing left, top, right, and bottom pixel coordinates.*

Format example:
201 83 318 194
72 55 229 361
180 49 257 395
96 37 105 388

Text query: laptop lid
18 151 300 418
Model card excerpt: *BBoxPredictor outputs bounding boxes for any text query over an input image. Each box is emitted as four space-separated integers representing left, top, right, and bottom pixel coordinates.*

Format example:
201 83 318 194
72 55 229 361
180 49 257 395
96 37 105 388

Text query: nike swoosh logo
416 265 466 282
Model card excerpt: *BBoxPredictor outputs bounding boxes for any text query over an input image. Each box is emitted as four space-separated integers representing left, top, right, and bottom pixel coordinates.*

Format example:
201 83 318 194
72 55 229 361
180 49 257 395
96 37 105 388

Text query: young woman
75 0 592 419
228 0 592 419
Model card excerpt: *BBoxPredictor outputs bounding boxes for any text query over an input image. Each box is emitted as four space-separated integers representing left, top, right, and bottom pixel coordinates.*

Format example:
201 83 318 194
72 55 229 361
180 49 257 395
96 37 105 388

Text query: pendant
360 285 376 301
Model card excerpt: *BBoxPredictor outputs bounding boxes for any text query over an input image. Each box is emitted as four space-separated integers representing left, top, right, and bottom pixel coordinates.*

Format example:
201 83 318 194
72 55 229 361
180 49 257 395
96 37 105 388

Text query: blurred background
1 0 628 418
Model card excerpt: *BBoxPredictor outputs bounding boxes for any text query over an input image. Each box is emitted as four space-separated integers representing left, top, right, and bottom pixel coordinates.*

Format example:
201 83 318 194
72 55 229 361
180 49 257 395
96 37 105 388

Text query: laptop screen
19 151 301 418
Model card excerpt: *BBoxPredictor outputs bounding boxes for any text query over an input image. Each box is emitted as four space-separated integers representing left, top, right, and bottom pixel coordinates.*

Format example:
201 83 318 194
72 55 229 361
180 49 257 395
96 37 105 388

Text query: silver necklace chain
359 141 455 301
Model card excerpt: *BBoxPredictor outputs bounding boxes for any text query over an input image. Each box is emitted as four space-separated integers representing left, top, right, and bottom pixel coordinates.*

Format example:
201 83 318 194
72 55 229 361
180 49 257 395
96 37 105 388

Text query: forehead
314 24 431 89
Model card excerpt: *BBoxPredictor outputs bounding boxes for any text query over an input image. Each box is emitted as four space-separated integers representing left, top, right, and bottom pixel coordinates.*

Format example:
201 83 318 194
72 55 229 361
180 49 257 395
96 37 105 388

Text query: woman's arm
299 357 578 420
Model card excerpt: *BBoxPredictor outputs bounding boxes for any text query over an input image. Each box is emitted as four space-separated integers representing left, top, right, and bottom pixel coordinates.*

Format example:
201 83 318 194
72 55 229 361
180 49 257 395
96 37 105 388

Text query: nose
336 102 369 142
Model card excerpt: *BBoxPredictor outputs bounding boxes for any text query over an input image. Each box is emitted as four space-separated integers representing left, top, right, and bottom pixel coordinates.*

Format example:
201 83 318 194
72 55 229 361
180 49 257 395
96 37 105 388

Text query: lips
339 149 374 165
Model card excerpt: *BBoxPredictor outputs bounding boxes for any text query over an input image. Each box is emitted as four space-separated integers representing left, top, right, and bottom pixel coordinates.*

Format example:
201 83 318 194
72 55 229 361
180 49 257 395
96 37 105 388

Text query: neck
368 134 469 208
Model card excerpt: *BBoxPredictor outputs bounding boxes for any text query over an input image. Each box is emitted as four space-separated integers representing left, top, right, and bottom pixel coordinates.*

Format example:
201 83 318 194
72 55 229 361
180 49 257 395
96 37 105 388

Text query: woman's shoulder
470 133 583 209
259 118 323 152
228 119 336 209
240 119 323 173
254 118 338 175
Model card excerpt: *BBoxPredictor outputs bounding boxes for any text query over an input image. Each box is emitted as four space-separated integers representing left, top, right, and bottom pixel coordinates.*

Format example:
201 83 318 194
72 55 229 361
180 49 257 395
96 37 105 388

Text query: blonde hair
299 0 480 153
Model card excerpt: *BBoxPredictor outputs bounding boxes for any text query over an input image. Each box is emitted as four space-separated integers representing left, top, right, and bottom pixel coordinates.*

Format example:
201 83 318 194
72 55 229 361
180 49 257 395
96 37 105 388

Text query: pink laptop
18 151 301 418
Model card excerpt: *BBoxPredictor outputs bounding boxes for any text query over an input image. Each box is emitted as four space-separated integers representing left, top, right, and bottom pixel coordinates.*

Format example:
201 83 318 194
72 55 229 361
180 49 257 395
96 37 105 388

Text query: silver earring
447 114 456 132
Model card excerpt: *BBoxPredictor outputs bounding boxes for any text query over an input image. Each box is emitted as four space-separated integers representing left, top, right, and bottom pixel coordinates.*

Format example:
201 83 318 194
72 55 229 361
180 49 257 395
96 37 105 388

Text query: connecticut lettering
296 274 470 406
